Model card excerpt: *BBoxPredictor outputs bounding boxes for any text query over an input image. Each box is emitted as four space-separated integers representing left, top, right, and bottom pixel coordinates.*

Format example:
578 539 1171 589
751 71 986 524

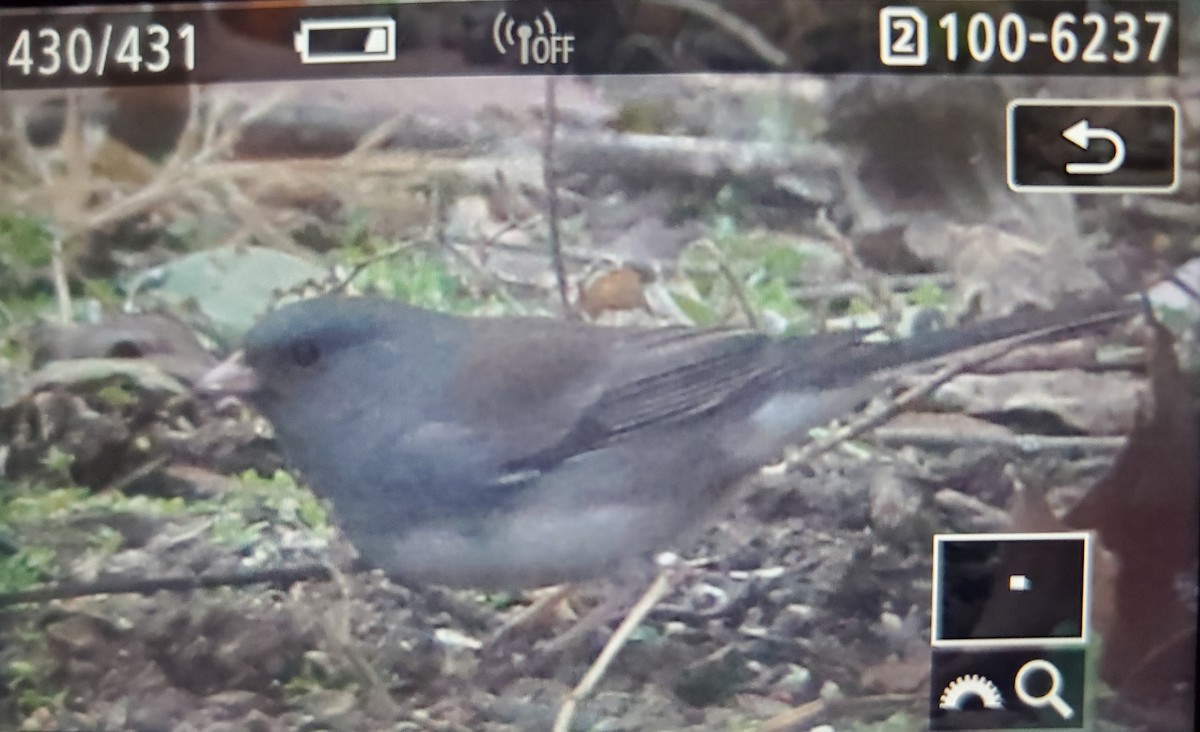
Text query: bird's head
198 296 424 414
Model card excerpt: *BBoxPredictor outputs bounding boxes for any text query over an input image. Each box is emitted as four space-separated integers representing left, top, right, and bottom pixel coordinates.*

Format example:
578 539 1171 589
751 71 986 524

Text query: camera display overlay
0 2 1194 731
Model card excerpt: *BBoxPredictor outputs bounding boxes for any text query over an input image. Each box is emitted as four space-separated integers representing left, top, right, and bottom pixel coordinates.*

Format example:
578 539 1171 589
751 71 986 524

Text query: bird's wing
583 326 858 436
494 325 867 471
387 321 833 511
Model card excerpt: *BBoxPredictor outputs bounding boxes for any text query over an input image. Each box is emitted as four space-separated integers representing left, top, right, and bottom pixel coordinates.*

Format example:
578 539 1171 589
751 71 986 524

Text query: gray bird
201 296 1131 590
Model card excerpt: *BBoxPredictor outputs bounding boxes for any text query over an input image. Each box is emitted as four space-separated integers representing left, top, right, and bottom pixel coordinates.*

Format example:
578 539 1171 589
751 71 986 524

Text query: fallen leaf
578 267 649 319
947 224 1106 317
951 479 1119 646
1065 321 1198 718
131 245 326 339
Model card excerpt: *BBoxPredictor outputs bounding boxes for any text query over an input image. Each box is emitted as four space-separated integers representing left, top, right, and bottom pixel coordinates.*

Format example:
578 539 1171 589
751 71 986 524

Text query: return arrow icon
1061 119 1126 175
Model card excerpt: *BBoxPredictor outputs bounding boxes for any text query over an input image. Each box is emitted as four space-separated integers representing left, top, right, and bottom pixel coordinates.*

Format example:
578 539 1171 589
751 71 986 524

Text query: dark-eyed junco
201 296 1133 590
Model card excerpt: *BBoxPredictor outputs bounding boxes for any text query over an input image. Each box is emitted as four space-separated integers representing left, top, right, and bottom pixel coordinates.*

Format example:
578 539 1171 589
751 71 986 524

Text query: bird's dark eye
107 340 143 358
289 340 321 367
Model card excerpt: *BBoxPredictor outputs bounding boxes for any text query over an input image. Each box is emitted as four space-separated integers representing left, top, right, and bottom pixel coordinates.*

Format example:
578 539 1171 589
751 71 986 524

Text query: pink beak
197 351 260 396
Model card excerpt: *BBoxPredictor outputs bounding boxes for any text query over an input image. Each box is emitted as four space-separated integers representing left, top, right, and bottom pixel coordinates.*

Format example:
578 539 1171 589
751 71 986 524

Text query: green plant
676 220 815 333
210 513 266 548
38 447 75 484
339 241 477 314
0 213 52 284
0 545 55 593
1 486 92 524
233 469 329 531
907 280 950 308
6 658 62 715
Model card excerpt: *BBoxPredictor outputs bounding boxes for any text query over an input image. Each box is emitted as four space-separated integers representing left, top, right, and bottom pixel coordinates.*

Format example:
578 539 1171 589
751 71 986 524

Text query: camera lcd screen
0 2 1195 731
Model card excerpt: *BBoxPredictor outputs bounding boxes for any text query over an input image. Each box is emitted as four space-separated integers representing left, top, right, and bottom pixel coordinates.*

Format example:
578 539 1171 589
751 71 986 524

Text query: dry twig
873 428 1127 453
785 307 1133 471
542 76 573 318
695 238 759 328
553 557 686 732
0 564 334 608
488 584 576 647
645 0 789 68
760 692 923 731
329 240 423 294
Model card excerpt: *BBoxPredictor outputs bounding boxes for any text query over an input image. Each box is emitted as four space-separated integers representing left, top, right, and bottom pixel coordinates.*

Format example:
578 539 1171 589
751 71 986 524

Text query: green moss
338 239 480 314
37 448 75 484
907 280 949 308
0 214 52 272
233 470 329 530
282 650 359 700
85 524 123 554
95 384 139 408
0 545 55 593
210 513 266 548
192 470 331 550
845 296 875 316
1 486 92 524
678 224 817 331
612 101 674 134
7 658 63 716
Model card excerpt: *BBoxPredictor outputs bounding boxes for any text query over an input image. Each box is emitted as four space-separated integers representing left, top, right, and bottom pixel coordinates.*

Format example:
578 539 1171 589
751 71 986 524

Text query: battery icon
293 17 397 64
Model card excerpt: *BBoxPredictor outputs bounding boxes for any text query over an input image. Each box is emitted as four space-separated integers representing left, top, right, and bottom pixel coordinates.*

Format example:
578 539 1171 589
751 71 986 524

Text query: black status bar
0 0 1180 90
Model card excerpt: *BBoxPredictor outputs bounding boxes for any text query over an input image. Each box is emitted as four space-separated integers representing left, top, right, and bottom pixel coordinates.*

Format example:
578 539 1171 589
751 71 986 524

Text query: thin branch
209 90 291 161
161 84 204 174
784 332 1079 472
50 234 71 323
553 560 684 732
1166 271 1200 305
316 564 407 722
645 0 789 69
444 242 527 312
100 455 171 495
696 238 758 328
83 156 443 232
761 692 923 731
0 563 333 608
785 273 955 303
330 240 422 294
347 112 410 158
542 76 574 318
934 489 1010 529
786 360 970 469
873 428 1127 453
219 179 306 255
48 90 90 323
488 584 575 647
813 208 897 329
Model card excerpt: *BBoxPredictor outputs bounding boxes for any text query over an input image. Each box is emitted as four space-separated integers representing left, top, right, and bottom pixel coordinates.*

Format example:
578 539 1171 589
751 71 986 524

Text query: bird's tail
793 295 1142 389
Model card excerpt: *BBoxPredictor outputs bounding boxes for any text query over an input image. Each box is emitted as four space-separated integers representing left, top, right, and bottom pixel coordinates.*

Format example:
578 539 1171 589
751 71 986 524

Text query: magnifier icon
1015 659 1074 720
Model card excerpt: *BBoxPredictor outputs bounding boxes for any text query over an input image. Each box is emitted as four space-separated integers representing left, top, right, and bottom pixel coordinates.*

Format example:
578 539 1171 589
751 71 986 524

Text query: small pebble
819 680 843 701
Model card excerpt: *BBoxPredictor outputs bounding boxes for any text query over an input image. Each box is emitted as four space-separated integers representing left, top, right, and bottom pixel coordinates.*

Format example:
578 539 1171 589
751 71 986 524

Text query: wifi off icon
491 9 576 65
